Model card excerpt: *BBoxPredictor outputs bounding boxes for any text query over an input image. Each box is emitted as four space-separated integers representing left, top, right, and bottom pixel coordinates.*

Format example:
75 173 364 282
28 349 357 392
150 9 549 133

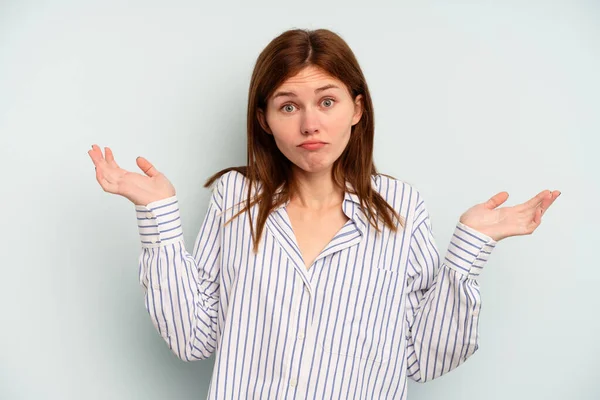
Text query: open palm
87 144 176 206
459 189 560 242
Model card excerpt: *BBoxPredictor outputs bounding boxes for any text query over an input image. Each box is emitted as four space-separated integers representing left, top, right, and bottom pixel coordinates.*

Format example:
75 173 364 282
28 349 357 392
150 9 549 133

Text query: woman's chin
293 161 334 175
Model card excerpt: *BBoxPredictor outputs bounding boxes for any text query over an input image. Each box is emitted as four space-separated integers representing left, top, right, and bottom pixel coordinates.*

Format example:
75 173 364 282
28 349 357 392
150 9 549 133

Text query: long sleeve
135 177 224 362
404 191 497 382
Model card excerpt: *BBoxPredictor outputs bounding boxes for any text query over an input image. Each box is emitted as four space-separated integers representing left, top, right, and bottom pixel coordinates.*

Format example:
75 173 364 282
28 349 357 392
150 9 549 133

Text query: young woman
88 28 559 399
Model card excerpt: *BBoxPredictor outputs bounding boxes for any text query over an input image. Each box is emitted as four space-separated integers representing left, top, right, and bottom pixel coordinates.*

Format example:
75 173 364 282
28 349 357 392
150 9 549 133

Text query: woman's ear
257 108 272 135
351 94 363 126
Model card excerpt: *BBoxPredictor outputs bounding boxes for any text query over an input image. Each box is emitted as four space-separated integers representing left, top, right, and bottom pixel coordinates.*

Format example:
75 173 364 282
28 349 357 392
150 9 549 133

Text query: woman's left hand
459 189 561 242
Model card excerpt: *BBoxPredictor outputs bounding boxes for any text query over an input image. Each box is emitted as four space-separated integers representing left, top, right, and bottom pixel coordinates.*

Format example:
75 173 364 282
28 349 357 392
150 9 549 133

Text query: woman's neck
289 168 344 211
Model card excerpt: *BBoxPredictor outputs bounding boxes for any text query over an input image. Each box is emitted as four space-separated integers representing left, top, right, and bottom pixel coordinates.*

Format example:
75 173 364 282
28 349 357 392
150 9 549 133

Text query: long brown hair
204 28 405 253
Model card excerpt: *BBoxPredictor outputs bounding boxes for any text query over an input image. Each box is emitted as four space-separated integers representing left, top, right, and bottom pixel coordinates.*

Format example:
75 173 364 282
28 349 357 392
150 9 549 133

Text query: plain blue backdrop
1 0 598 399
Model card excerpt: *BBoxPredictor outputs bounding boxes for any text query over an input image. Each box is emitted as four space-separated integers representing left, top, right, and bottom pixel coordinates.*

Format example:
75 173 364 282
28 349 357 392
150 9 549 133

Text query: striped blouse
134 170 497 399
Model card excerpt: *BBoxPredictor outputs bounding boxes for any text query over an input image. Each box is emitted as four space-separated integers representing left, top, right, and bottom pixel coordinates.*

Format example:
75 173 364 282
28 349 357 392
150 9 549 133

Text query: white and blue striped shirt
135 170 497 399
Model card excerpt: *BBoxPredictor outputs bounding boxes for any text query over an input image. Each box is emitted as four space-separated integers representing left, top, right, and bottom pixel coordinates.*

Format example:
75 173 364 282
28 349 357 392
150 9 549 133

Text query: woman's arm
404 191 497 382
135 176 225 362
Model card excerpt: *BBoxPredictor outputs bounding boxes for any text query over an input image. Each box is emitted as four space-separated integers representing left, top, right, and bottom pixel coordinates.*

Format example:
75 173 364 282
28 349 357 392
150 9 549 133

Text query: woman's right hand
88 144 176 206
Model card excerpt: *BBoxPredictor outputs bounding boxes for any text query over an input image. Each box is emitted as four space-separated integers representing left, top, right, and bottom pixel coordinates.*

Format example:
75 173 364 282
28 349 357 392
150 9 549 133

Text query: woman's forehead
282 66 336 85
272 66 348 97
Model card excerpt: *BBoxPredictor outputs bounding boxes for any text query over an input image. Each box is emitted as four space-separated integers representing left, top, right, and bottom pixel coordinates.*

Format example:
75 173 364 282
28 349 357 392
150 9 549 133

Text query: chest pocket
319 267 403 364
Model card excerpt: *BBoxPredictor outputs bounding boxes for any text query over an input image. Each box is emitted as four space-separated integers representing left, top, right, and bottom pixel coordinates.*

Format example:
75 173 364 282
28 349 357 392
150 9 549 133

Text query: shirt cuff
134 195 184 248
443 221 497 279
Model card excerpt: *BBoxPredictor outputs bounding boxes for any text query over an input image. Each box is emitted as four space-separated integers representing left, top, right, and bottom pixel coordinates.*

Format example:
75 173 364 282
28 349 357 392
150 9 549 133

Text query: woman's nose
300 107 320 134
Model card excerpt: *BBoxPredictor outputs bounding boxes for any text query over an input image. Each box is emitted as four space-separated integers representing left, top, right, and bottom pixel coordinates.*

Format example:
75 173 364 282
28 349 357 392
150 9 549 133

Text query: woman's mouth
299 141 327 150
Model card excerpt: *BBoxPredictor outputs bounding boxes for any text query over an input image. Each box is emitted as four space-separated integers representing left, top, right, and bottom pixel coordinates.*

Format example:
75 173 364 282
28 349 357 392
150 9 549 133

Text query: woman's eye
322 98 335 107
281 99 335 113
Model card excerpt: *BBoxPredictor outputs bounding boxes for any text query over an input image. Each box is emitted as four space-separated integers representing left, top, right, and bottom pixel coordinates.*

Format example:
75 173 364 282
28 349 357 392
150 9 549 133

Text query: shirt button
297 332 304 340
289 378 297 387
146 212 153 219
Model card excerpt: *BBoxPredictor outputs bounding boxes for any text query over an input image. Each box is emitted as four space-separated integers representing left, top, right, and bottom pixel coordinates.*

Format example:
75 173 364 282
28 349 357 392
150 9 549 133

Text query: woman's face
258 65 363 175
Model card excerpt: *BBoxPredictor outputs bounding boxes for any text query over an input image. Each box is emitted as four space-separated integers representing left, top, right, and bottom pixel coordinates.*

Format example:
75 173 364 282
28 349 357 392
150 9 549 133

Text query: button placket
284 289 303 392
293 309 317 400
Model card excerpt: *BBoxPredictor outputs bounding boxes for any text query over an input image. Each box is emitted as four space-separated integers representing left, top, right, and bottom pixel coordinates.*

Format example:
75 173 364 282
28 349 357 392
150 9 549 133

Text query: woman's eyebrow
271 84 341 100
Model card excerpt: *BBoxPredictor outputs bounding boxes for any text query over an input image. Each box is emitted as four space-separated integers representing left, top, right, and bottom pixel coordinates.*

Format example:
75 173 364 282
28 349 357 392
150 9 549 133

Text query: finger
539 190 561 213
104 147 120 168
484 191 509 210
534 206 543 226
523 190 551 209
105 147 114 162
527 206 544 233
136 156 160 177
538 190 559 207
88 144 105 165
